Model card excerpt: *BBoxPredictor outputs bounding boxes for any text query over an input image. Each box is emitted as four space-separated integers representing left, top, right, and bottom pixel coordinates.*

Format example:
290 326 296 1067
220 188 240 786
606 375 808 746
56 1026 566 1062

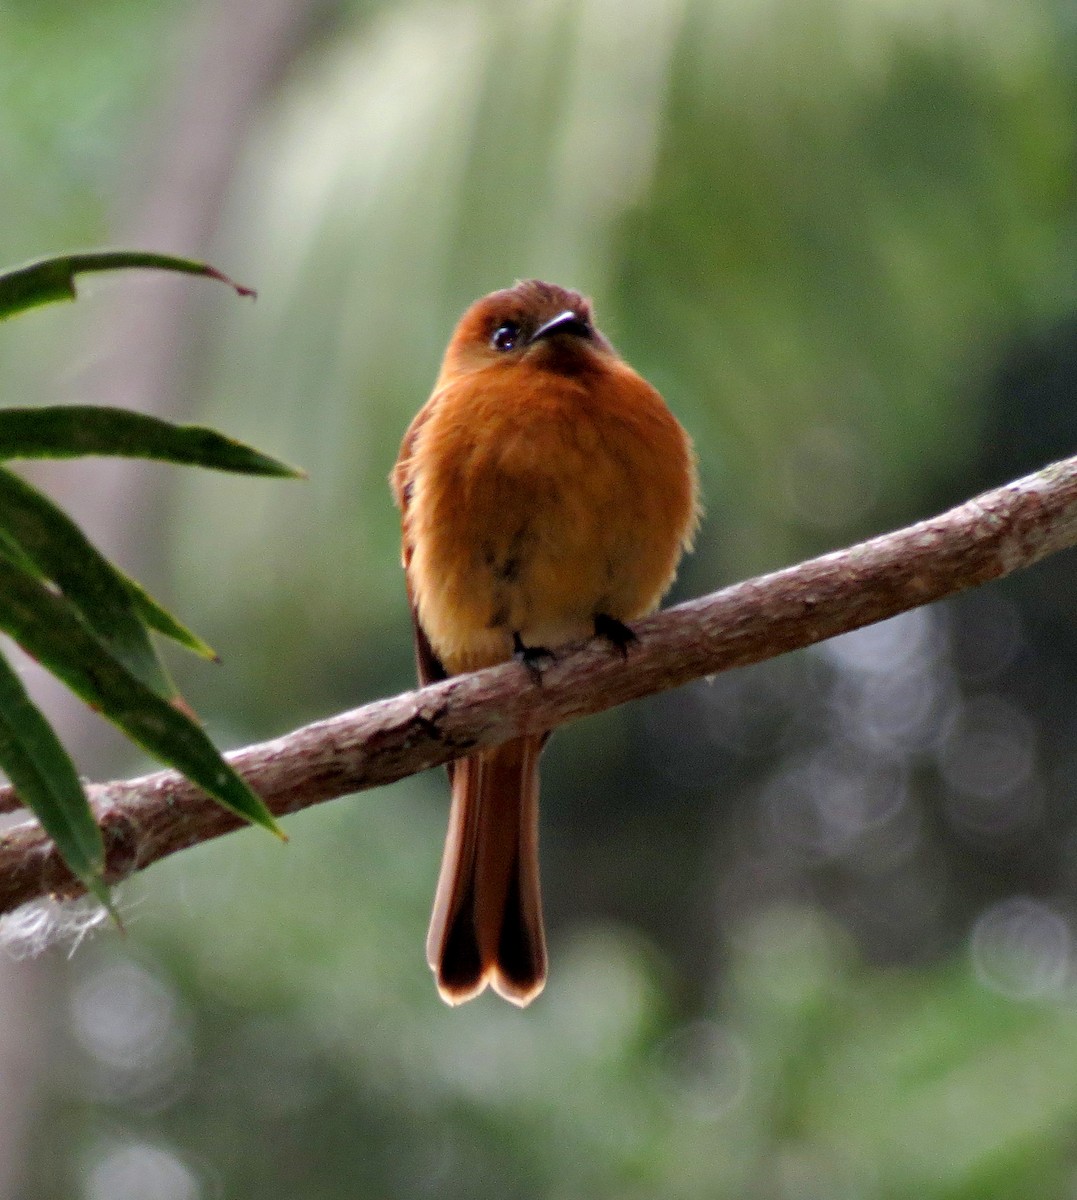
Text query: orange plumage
392 280 699 1005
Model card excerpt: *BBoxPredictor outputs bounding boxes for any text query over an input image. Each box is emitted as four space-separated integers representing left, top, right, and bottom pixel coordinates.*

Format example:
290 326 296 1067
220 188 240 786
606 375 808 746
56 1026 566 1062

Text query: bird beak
529 309 591 344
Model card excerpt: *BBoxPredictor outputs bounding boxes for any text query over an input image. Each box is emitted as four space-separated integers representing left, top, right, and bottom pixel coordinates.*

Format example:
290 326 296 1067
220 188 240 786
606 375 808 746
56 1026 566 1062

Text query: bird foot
512 632 555 683
593 613 637 657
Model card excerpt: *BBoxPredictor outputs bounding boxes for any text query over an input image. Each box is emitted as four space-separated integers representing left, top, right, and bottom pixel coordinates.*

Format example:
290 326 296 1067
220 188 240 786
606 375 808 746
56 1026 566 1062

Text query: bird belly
407 393 691 673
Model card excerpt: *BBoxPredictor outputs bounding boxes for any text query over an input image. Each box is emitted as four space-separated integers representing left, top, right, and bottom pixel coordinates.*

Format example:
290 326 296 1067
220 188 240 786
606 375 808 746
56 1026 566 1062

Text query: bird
391 279 699 1006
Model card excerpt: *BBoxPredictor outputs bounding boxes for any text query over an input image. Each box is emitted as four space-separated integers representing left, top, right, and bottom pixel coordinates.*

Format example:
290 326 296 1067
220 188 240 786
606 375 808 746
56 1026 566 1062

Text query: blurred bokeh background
2 0 1077 1195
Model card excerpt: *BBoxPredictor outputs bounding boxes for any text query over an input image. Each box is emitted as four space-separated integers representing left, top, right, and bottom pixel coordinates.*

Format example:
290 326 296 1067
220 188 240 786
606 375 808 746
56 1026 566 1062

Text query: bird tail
426 735 547 1006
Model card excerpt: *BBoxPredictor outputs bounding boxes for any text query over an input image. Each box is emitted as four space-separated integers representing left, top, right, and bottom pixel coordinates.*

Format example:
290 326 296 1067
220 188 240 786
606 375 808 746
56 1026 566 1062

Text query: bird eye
491 321 521 352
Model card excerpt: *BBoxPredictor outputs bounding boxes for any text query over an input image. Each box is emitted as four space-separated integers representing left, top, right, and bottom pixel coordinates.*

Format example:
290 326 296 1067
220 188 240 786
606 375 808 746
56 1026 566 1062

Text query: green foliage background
5 0 1077 1197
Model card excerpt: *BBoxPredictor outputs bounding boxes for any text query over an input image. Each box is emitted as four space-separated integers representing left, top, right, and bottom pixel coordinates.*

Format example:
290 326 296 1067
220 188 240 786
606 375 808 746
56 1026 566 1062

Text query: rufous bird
392 280 699 1005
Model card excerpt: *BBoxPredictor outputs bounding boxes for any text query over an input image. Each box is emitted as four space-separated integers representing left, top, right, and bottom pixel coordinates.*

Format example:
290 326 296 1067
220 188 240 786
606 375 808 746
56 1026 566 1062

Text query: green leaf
116 569 217 661
0 527 43 578
0 466 175 698
0 557 284 839
0 249 254 321
0 407 304 477
0 649 111 908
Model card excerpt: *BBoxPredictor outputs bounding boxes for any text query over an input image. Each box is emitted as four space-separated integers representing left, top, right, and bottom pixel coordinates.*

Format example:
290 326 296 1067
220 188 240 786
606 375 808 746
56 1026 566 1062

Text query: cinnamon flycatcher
392 280 699 1006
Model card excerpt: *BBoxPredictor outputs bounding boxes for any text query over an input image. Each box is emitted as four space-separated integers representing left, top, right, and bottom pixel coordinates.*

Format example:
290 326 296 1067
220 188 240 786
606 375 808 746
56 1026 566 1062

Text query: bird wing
406 574 448 687
392 403 450 687
393 403 455 778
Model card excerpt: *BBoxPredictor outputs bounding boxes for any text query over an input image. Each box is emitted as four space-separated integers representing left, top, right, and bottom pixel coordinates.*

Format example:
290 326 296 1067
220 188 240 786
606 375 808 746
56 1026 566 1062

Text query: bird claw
512 632 555 683
593 613 637 657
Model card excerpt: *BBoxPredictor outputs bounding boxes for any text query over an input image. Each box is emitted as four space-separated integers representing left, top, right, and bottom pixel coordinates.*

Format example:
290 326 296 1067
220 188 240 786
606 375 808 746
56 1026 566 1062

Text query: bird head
438 280 615 380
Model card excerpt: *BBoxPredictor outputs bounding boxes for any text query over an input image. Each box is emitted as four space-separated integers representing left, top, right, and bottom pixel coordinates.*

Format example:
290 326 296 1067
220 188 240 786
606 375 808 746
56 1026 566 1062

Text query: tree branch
2 453 1076 915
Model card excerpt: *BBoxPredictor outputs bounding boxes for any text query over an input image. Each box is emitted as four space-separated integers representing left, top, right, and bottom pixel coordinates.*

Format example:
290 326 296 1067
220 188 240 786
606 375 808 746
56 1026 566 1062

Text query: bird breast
401 361 697 672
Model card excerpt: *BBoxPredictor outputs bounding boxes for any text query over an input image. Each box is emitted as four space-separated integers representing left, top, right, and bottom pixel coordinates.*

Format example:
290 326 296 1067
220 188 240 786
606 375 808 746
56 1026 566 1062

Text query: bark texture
1 453 1075 914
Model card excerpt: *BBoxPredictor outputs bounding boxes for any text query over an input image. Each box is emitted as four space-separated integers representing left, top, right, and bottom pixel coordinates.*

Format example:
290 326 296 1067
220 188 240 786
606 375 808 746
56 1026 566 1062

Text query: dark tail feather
426 735 547 1006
